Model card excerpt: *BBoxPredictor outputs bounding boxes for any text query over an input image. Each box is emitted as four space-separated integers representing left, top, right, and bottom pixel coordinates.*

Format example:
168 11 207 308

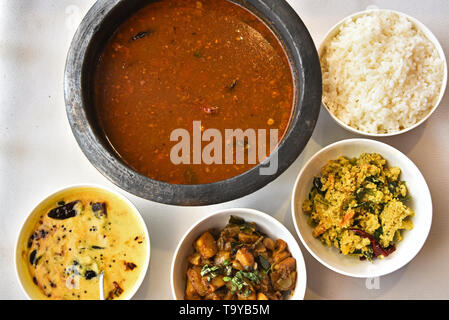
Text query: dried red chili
350 229 396 258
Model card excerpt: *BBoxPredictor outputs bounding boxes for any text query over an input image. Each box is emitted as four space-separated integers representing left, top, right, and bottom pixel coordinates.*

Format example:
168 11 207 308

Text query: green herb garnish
373 226 383 241
200 265 221 279
365 175 383 187
242 289 252 298
225 265 233 276
230 272 248 292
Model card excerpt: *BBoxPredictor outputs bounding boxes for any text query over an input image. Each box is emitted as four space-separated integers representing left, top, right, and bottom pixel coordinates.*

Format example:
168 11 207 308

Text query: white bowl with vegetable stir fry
170 208 307 300
291 139 432 278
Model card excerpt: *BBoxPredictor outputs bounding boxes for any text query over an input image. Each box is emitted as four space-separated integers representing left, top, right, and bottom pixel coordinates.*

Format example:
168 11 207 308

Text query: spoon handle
99 271 105 300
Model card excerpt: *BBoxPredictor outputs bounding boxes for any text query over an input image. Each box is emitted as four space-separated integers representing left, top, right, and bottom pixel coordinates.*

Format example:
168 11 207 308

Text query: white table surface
1 0 448 300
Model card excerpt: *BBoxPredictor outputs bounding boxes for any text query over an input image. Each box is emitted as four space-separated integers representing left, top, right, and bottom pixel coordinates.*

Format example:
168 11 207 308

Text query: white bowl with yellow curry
15 185 150 300
291 139 432 278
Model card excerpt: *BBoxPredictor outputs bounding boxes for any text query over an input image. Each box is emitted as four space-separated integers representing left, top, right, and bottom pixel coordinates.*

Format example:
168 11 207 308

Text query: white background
0 0 447 299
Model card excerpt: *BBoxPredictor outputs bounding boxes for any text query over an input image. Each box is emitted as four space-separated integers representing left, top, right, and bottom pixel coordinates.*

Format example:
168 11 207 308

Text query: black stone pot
64 0 322 206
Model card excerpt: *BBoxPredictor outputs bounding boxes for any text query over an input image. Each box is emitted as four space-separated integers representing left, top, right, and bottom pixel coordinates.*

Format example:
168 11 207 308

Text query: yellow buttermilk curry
21 187 148 300
185 216 297 300
93 0 294 184
302 153 414 261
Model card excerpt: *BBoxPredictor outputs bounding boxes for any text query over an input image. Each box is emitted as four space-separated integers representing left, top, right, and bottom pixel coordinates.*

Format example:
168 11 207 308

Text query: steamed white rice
320 11 445 134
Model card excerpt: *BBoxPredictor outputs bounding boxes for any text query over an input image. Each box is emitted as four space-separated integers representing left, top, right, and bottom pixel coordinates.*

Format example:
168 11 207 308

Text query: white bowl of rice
319 9 447 136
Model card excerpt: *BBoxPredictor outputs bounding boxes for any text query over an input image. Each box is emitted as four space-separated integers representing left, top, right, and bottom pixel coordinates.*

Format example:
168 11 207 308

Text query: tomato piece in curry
94 0 294 184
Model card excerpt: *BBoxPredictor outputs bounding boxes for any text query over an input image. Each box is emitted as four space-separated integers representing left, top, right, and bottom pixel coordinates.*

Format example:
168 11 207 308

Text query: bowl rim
290 138 433 278
169 207 307 300
318 8 448 137
14 183 151 300
64 0 322 206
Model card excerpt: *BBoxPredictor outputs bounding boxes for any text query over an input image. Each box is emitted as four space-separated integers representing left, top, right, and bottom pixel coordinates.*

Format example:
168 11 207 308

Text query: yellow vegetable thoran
302 153 414 260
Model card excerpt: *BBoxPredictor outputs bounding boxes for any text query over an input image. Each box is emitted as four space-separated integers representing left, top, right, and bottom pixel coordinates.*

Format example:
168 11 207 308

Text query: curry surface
94 0 294 184
22 188 148 300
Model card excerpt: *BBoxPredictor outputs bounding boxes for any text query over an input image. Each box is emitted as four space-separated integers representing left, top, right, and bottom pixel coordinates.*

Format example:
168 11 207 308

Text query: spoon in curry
99 271 105 300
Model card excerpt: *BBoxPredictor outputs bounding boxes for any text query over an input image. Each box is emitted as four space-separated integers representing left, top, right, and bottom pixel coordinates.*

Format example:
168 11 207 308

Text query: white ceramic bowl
170 208 307 300
15 184 151 300
291 139 432 278
319 9 448 137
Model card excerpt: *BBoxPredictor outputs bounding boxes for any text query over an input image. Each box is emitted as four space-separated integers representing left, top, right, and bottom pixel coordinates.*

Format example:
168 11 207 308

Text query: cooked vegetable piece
90 202 107 218
276 257 296 273
187 267 207 297
257 255 271 272
188 252 202 266
273 250 291 264
271 257 297 291
131 30 152 41
238 232 259 244
202 275 226 293
274 239 288 252
271 270 296 291
204 292 222 300
29 250 37 265
47 201 81 220
272 240 291 264
263 238 275 251
185 278 201 300
195 231 218 259
232 260 244 271
229 215 245 225
84 270 97 280
29 250 42 266
124 262 137 271
257 292 269 300
235 247 254 270
106 281 123 300
214 250 231 266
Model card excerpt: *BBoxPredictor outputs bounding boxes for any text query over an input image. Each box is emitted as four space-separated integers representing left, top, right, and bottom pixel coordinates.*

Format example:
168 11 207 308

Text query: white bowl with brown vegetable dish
170 208 307 300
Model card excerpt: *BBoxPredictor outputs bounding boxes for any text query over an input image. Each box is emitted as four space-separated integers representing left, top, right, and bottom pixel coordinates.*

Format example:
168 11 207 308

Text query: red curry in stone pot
93 0 294 184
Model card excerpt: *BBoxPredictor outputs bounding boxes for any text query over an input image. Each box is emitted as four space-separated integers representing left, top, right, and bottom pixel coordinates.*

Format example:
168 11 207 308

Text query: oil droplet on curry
94 0 294 184
21 188 148 300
